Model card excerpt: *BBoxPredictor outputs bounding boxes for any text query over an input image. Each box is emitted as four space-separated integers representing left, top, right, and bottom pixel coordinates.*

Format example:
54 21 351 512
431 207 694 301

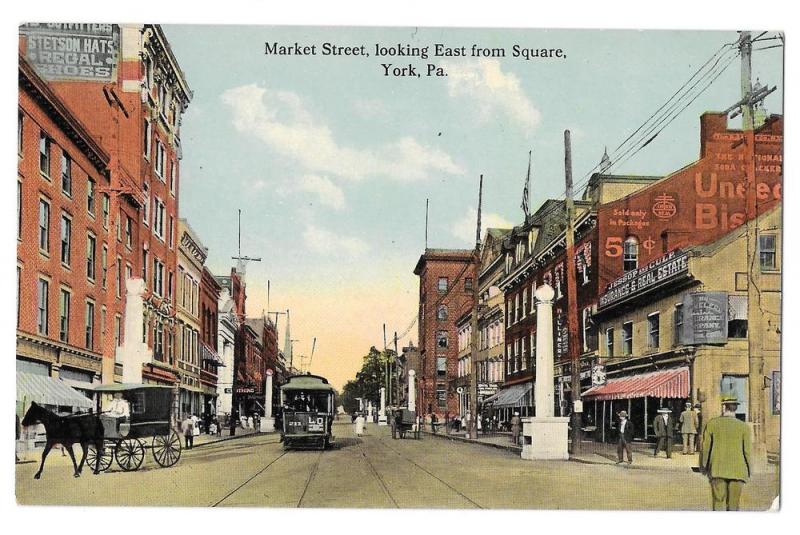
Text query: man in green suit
700 394 752 511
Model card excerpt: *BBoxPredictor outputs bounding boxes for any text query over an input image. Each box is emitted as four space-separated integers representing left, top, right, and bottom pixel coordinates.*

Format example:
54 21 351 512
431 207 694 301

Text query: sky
161 26 783 389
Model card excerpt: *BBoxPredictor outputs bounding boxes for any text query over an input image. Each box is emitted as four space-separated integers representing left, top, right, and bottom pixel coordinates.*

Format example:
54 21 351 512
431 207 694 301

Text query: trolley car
86 384 182 472
280 375 336 450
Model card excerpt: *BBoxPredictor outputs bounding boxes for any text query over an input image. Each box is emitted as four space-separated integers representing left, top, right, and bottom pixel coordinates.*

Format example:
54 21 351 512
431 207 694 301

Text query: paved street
16 422 778 509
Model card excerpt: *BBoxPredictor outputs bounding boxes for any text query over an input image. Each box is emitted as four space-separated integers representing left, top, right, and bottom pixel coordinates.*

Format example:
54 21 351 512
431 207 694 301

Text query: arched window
437 304 448 321
623 236 639 272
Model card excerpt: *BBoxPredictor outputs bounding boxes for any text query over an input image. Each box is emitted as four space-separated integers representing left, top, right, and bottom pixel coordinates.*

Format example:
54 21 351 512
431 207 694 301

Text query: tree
339 346 397 414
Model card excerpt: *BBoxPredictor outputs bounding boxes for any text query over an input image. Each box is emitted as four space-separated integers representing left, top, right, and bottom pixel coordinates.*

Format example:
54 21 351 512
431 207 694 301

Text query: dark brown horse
21 402 105 479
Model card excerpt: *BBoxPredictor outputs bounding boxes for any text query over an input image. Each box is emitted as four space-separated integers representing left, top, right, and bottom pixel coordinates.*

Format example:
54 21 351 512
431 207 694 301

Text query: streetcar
280 374 336 450
87 384 182 472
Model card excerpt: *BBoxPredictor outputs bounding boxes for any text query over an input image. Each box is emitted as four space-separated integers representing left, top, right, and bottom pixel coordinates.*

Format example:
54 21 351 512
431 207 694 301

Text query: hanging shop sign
598 249 689 309
20 23 118 81
682 291 728 345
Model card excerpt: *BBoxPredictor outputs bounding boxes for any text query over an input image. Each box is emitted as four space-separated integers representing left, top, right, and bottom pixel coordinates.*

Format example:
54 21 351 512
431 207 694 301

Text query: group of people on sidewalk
615 395 752 511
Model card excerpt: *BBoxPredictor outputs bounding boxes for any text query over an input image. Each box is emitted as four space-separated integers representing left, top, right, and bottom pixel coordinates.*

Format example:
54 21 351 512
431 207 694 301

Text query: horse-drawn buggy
391 408 419 439
87 384 182 472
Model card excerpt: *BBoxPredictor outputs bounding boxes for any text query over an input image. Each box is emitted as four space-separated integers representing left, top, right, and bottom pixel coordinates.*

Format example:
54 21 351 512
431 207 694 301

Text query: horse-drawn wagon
87 384 182 472
391 408 419 439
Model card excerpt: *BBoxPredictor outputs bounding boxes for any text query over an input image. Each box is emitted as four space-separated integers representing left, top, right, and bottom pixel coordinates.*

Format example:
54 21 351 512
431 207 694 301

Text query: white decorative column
379 387 387 425
522 284 570 460
263 369 275 432
408 370 416 412
118 278 150 384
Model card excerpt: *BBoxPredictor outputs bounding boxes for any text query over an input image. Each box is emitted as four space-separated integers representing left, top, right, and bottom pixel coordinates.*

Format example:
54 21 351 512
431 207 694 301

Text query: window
514 294 520 323
720 375 749 421
437 305 448 321
673 304 684 345
60 214 71 266
125 216 133 248
436 330 448 349
647 312 660 349
61 152 72 196
521 337 527 370
622 321 633 356
87 179 96 215
38 198 50 253
143 119 151 159
86 234 96 281
582 308 592 352
169 161 175 194
167 271 174 300
85 301 95 350
158 84 167 116
155 140 165 178
59 289 70 342
436 384 447 408
142 183 149 226
506 299 512 327
18 111 23 155
153 258 164 297
39 133 51 176
102 193 110 228
623 237 638 272
143 249 148 281
605 328 614 357
101 245 108 288
728 295 748 338
436 357 446 377
759 234 777 271
114 314 122 349
17 181 22 240
438 277 448 294
100 306 106 348
37 278 49 335
464 277 473 292
153 197 165 239
168 216 174 248
116 256 122 298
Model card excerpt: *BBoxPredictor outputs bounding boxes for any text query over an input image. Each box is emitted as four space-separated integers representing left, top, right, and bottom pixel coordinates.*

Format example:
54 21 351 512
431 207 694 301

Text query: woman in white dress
354 413 365 437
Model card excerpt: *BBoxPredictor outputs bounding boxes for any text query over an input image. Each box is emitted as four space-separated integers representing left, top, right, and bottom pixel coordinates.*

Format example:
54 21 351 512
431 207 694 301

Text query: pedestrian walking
354 413 365 437
694 403 704 453
182 415 194 449
679 401 699 454
653 407 675 458
615 411 634 464
431 413 439 434
700 394 752 511
510 412 521 445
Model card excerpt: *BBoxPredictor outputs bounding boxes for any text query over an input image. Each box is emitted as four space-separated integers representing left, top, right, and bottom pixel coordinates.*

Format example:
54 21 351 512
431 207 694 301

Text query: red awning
582 367 689 401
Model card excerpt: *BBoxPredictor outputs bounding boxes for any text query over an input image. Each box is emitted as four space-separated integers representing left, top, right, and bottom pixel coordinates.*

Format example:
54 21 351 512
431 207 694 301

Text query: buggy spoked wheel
152 430 181 467
115 439 145 471
86 442 112 473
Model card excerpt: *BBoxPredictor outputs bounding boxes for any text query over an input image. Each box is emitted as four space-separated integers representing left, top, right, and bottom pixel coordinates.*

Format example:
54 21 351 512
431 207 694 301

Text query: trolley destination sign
598 249 690 310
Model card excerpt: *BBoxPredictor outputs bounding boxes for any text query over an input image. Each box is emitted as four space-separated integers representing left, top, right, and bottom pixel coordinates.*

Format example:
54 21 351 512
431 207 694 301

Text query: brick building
199 267 222 419
413 249 475 417
19 24 192 385
16 56 131 401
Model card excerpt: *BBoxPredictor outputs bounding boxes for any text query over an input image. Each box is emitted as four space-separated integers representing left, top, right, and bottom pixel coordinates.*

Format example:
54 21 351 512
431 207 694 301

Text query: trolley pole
564 130 583 454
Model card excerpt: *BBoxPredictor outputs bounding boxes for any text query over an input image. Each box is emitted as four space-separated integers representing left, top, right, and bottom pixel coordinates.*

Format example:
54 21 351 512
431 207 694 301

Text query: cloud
353 98 389 119
303 223 368 257
443 59 541 131
299 175 345 210
222 84 464 181
450 207 514 244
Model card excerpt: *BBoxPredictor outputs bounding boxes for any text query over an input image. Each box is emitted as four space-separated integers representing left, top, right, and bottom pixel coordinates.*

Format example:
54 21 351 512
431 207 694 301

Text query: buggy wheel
86 442 112 472
115 439 145 471
152 430 181 467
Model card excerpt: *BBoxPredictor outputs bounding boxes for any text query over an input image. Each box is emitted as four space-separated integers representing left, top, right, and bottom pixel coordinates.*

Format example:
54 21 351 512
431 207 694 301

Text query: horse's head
21 402 48 427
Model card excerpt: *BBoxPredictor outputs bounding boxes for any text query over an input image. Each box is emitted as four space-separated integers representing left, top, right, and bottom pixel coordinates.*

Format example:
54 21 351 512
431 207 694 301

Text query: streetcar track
354 439 399 508
211 451 288 507
376 437 483 509
296 450 323 507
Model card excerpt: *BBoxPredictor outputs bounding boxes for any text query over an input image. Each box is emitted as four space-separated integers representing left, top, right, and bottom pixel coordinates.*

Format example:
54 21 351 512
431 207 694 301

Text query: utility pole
469 175 483 439
231 209 262 277
308 337 317 372
393 331 399 407
383 323 389 409
564 130 583 454
424 198 429 250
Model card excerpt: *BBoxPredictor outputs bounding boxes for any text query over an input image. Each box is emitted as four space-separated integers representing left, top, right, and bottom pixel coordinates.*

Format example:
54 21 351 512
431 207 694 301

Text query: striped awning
16 371 94 410
582 367 689 401
201 341 225 366
483 382 533 408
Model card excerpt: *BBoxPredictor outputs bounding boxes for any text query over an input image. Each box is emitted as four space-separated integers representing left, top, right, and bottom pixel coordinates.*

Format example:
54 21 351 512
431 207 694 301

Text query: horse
21 402 105 479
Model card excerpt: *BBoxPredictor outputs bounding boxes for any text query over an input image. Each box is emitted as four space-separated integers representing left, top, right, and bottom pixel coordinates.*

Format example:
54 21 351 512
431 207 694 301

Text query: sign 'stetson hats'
721 393 740 405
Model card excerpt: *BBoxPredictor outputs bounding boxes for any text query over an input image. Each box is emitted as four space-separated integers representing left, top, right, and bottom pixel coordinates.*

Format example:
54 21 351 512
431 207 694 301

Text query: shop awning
582 367 689 401
16 371 94 410
483 382 532 408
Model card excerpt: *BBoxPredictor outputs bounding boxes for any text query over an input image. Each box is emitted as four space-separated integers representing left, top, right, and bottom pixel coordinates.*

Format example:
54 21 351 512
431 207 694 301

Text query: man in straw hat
616 410 634 465
700 393 752 511
679 401 699 455
653 407 675 458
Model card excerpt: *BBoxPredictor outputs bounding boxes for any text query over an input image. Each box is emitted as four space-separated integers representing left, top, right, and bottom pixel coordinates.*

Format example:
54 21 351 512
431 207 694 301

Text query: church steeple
599 146 612 173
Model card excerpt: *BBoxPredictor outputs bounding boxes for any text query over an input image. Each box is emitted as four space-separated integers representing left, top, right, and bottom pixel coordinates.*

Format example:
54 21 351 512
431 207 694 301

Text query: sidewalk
423 430 725 472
